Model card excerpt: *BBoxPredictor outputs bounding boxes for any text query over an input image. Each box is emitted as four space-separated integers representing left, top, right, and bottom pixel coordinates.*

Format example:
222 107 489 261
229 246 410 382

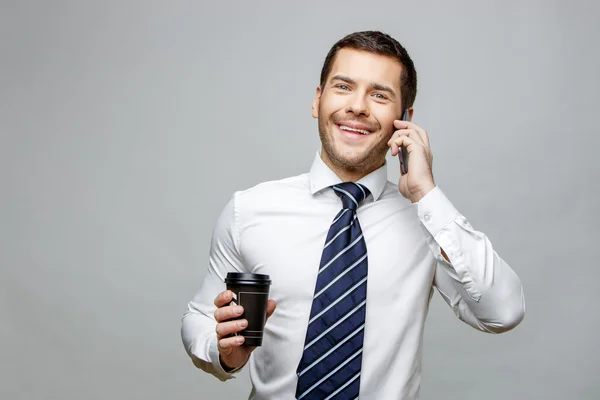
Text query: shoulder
212 173 311 244
234 173 310 209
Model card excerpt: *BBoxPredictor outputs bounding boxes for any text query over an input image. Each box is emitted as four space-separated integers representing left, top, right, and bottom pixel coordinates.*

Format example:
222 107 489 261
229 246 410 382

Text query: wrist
219 355 238 372
410 182 436 203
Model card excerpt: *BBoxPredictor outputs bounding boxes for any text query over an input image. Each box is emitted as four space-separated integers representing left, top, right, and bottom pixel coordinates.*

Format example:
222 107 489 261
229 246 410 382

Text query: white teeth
339 125 371 135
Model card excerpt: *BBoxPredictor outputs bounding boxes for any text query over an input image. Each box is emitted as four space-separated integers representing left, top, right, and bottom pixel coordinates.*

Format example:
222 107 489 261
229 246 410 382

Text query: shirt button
424 213 431 221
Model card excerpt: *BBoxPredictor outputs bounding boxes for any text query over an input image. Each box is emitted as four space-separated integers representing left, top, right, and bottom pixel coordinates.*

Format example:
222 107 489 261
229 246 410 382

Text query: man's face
313 48 404 174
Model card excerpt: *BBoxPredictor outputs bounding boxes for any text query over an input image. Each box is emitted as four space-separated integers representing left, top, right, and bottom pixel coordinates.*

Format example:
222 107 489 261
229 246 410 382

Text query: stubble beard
318 112 392 175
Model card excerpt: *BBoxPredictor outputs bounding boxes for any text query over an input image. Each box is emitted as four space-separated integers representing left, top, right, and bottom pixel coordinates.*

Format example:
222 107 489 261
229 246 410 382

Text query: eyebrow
330 75 397 98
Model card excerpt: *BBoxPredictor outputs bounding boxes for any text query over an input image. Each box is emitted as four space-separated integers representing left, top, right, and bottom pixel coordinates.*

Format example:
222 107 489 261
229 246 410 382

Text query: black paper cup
225 272 272 346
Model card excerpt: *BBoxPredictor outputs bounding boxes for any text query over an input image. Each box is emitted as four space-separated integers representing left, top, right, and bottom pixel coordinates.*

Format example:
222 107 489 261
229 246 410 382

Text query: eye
335 84 350 91
373 93 388 100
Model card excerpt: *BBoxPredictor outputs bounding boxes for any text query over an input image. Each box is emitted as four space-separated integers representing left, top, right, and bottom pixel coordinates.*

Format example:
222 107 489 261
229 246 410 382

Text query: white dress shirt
181 152 525 399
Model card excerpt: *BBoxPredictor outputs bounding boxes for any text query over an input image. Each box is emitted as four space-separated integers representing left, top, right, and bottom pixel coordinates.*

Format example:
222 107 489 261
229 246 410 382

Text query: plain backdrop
2 1 599 399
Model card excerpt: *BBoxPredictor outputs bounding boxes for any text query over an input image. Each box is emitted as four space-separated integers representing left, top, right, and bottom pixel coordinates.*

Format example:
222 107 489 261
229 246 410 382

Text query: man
181 31 525 399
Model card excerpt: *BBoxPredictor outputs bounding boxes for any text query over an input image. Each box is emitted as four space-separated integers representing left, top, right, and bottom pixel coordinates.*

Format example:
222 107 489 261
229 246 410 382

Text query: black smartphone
399 109 410 175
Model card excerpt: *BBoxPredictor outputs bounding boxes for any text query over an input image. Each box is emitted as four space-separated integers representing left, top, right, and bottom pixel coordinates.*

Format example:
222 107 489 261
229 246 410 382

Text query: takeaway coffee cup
224 272 272 346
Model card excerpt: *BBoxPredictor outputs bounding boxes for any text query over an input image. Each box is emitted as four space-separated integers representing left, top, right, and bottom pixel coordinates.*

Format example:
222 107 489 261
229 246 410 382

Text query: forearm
433 229 525 333
181 311 225 377
180 193 247 379
420 187 525 333
181 281 240 381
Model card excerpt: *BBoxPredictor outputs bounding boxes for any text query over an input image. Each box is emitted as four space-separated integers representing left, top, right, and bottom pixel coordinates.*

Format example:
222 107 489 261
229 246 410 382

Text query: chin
330 148 372 169
320 126 385 170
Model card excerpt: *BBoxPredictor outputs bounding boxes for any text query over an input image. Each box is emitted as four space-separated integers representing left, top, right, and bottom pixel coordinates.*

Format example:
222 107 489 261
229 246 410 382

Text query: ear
407 107 414 121
312 86 322 119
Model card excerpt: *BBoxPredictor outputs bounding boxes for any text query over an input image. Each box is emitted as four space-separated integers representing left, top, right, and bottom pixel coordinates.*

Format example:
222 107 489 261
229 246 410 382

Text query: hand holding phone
399 109 410 175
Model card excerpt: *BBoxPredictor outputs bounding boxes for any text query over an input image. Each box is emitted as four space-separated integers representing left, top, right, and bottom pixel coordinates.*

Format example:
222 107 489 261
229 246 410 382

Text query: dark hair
319 31 418 109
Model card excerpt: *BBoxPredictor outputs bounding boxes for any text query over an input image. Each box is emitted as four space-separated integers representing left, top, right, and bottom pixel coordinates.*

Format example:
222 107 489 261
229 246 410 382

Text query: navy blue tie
296 182 371 400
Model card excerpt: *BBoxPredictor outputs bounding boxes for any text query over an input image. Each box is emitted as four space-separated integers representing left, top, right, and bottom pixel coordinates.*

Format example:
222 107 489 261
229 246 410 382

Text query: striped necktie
295 182 371 400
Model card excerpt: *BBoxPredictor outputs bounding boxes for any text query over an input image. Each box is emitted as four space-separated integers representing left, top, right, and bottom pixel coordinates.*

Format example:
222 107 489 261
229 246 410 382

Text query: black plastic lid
225 272 271 285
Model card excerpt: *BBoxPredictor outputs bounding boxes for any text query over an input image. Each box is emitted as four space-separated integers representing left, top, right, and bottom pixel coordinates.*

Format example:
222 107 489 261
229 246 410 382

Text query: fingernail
237 320 247 328
234 306 243 314
237 337 244 344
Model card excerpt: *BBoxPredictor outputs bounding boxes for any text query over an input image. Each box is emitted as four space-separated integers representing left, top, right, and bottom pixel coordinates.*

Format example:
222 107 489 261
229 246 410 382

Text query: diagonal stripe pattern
295 182 371 400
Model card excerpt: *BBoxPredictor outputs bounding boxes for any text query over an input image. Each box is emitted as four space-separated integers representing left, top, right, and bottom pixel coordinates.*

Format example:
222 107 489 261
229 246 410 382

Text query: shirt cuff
417 186 482 301
417 186 460 236
207 334 239 381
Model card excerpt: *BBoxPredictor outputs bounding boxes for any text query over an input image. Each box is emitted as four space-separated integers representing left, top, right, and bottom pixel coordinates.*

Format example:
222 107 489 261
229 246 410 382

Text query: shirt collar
308 150 388 201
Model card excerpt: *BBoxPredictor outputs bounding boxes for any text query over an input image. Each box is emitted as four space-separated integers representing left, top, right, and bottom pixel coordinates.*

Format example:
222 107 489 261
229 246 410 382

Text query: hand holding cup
213 289 276 371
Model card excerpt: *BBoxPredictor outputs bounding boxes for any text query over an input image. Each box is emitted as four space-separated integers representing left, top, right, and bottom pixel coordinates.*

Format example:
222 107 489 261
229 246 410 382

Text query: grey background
1 1 598 399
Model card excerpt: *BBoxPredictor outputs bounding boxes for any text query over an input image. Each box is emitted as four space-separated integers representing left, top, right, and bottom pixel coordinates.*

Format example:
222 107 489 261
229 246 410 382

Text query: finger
216 319 248 339
387 132 398 154
388 130 407 155
390 135 424 157
410 127 429 151
393 119 413 130
388 131 418 156
265 300 277 320
390 129 424 147
218 335 245 351
214 304 244 323
389 135 400 156
417 129 431 151
387 128 405 143
394 120 430 149
214 290 233 308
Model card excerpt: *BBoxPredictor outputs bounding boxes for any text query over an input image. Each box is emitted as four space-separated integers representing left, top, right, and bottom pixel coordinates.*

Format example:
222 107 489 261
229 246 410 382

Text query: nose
346 93 370 117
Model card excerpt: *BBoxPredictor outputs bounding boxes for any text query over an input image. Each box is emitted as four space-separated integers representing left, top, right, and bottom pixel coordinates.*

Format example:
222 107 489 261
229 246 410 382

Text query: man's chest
237 201 437 310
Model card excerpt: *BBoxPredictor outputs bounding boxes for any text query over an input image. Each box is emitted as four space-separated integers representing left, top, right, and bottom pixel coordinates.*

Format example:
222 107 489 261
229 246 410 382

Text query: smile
336 125 373 135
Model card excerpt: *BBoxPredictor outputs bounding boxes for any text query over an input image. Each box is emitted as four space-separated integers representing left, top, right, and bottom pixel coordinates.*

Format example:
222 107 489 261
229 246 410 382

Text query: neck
320 146 384 182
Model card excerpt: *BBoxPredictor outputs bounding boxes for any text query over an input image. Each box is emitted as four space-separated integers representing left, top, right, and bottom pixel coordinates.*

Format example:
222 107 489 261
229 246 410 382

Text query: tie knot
332 182 371 211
